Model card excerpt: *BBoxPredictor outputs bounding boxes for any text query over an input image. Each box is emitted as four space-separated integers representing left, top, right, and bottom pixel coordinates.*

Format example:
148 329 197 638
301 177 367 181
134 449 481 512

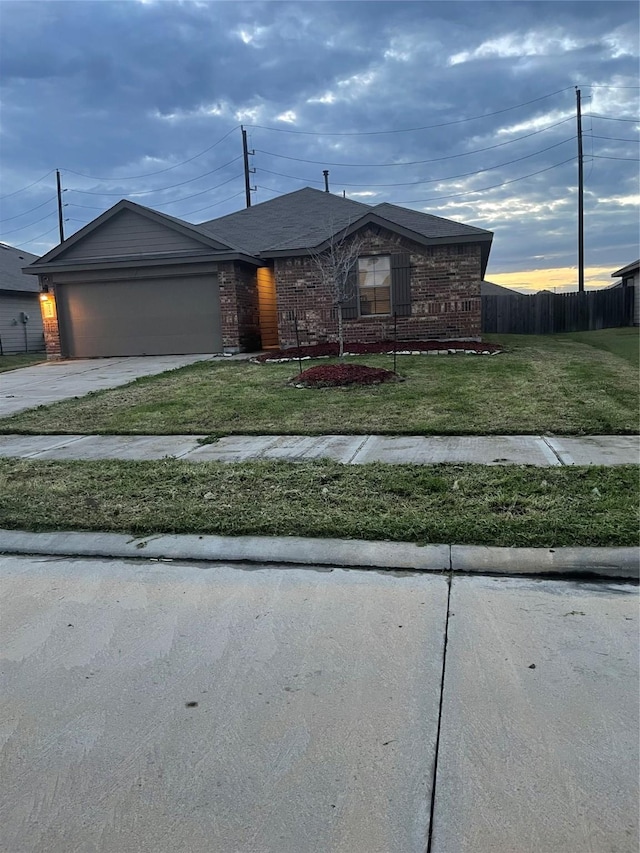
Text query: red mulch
255 339 503 362
293 363 400 388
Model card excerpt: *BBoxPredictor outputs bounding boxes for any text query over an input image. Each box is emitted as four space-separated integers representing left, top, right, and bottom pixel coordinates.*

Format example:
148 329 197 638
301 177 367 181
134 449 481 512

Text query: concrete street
1 554 637 853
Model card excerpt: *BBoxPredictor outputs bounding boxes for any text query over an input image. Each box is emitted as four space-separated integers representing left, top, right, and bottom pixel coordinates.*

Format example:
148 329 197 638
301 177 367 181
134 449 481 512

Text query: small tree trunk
337 303 344 360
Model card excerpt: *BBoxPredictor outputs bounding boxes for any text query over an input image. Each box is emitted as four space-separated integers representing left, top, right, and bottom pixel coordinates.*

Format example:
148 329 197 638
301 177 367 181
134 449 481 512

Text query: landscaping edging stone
1 530 637 580
252 339 504 363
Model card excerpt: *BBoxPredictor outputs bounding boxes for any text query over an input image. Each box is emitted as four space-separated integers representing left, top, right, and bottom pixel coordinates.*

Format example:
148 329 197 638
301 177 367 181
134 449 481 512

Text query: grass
553 327 638 366
0 353 45 373
0 458 637 546
0 330 637 436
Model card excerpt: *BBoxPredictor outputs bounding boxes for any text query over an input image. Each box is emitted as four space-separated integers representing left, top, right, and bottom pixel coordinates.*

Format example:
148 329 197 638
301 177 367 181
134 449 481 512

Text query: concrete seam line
346 435 370 464
540 435 565 466
426 571 452 853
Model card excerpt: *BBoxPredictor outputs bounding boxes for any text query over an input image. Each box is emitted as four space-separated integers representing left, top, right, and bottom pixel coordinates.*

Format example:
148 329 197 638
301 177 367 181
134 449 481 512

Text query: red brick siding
217 262 261 352
274 226 483 348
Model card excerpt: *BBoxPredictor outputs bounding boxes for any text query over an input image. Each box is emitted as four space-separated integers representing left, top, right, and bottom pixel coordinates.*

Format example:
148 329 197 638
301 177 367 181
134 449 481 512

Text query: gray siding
0 292 45 354
56 273 222 357
58 209 212 262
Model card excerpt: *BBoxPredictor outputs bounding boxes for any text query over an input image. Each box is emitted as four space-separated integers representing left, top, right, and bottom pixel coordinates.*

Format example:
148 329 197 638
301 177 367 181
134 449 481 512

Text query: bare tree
308 223 364 359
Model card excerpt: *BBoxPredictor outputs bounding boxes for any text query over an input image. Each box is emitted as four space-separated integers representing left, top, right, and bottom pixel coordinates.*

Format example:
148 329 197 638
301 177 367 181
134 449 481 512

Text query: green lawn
0 458 637 547
0 353 45 373
0 330 637 436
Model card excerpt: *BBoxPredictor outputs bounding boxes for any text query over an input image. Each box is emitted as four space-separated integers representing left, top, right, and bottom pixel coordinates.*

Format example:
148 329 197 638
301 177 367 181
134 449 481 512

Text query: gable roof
24 199 246 272
0 243 39 292
197 187 492 257
611 259 639 279
25 187 494 276
197 187 370 255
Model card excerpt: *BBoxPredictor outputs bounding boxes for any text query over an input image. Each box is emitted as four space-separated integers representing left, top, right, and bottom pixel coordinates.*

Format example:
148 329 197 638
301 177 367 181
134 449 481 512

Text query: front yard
0 331 637 435
0 354 45 373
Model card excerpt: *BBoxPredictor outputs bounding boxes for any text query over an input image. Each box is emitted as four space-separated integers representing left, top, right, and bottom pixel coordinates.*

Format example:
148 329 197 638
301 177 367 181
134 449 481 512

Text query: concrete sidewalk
0 432 637 465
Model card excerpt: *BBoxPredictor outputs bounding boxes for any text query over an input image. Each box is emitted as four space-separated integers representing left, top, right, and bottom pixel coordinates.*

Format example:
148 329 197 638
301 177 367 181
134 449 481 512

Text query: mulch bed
254 339 503 363
292 363 401 388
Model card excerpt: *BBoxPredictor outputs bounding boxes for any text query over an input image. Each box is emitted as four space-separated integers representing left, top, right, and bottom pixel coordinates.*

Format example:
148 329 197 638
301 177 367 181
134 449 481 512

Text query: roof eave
23 250 262 275
611 260 640 278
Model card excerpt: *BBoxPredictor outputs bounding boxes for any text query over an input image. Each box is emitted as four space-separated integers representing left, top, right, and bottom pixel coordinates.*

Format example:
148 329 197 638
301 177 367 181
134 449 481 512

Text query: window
358 255 391 315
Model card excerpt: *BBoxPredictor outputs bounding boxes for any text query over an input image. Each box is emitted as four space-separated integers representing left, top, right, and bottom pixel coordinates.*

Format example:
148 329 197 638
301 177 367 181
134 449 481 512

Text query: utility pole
241 126 255 208
56 169 65 243
576 88 584 292
323 170 330 193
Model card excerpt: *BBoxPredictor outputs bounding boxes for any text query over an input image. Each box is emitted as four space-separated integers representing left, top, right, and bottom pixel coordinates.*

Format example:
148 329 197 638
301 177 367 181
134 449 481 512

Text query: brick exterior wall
218 261 261 353
273 225 483 349
39 281 62 359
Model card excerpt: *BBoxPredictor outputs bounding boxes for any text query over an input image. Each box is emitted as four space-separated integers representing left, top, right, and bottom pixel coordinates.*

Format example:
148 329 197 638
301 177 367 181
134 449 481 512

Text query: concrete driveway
1 555 637 853
0 355 216 417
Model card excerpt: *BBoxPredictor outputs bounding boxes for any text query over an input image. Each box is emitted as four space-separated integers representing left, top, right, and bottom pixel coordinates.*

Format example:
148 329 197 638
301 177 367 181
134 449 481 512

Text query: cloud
449 31 587 65
0 0 636 278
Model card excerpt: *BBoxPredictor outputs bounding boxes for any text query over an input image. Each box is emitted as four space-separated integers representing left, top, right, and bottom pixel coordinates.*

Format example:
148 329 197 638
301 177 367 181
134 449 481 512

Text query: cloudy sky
1 0 638 291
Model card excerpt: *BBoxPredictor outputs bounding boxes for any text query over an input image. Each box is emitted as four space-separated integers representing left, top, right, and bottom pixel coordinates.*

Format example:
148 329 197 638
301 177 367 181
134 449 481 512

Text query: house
481 280 523 297
23 188 493 358
610 259 639 326
0 243 44 354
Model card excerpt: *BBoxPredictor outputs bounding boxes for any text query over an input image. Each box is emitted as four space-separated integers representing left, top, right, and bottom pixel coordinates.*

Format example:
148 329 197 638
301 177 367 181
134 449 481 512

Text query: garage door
56 275 222 357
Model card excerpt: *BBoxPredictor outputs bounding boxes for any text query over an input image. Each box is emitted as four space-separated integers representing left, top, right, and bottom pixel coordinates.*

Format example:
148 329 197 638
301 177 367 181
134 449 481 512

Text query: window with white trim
358 255 391 315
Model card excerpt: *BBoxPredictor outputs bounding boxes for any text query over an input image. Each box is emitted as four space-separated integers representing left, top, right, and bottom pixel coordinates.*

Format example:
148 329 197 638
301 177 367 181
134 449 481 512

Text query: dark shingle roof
370 202 491 240
0 243 39 292
197 187 370 255
196 187 492 255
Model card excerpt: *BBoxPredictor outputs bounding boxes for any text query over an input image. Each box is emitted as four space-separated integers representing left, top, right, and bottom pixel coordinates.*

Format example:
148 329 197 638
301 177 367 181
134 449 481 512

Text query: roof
26 187 494 276
481 280 523 296
197 187 492 256
197 187 370 255
0 243 39 292
24 199 259 273
611 259 639 279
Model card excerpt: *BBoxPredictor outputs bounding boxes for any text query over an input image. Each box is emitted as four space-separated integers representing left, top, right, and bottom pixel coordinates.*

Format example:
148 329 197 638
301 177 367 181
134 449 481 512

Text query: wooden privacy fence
482 287 635 334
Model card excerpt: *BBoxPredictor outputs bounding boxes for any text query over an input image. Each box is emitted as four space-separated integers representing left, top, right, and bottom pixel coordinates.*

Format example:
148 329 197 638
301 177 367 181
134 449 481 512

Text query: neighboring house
610 259 639 326
480 280 523 297
0 243 43 354
23 187 493 358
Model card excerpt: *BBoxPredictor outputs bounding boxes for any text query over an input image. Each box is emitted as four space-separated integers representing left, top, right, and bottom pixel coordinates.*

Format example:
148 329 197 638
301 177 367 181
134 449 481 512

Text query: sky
0 0 638 292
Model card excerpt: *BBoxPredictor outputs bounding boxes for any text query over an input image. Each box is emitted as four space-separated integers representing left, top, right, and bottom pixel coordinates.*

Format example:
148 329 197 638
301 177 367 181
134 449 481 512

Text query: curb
0 530 637 580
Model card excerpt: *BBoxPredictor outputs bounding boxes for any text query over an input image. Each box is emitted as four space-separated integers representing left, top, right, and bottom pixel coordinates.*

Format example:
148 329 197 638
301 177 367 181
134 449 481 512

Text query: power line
247 86 574 136
383 158 576 204
257 158 575 204
257 137 575 188
14 224 60 248
254 117 576 169
590 135 639 143
152 173 244 207
0 170 55 201
588 114 640 122
579 85 640 90
0 195 58 224
62 126 240 181
182 190 246 218
67 156 242 196
591 154 640 161
0 208 57 238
